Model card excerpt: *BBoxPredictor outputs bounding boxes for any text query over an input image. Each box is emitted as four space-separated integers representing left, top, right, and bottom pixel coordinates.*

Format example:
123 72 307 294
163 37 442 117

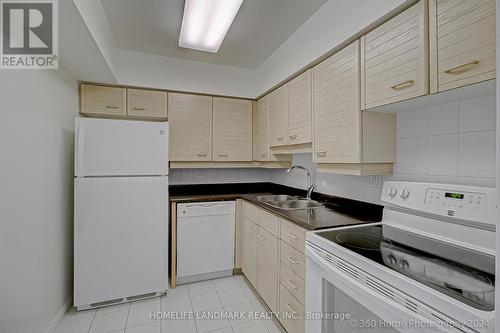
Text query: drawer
257 209 279 236
280 241 305 279
242 201 258 222
280 219 307 253
279 284 305 333
280 263 305 305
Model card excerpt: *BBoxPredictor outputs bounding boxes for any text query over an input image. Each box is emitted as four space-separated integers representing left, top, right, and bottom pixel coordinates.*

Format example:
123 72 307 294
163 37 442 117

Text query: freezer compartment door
75 117 168 177
74 176 168 307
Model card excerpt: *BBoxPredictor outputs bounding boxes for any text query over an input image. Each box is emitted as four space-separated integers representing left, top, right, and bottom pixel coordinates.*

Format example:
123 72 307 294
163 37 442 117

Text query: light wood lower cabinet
168 93 213 161
257 228 279 313
241 217 258 288
240 201 308 333
431 0 496 93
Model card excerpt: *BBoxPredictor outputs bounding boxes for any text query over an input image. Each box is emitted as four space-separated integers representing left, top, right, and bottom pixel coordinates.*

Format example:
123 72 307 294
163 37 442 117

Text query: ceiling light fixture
179 0 243 53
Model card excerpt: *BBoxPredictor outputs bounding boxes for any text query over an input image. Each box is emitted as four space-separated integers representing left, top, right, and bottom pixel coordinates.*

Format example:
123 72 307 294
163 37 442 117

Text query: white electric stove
305 181 497 333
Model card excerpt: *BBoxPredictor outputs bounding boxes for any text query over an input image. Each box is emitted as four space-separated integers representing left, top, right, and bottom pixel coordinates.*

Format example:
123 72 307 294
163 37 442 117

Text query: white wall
388 95 497 187
170 168 270 185
0 69 78 333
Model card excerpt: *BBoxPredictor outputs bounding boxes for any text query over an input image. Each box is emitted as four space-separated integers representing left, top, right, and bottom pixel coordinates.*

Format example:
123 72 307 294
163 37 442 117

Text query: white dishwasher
177 201 235 284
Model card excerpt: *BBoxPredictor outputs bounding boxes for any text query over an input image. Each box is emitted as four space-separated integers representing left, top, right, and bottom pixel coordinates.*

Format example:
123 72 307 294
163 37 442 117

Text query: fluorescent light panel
179 0 243 53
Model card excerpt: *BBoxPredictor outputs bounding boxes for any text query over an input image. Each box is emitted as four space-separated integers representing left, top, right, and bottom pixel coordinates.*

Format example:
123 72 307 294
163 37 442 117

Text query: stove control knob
399 188 410 199
388 255 397 265
400 259 410 271
387 186 397 197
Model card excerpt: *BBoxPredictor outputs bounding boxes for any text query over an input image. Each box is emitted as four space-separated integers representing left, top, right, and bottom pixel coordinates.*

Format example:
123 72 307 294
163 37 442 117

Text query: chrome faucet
286 165 315 199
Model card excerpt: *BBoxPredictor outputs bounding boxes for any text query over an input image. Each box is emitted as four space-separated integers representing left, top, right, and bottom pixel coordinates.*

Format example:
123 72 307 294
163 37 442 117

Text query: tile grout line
87 310 97 333
187 282 200 333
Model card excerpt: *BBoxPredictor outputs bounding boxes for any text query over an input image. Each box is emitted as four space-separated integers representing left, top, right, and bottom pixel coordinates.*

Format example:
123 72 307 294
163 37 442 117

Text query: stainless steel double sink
256 194 323 211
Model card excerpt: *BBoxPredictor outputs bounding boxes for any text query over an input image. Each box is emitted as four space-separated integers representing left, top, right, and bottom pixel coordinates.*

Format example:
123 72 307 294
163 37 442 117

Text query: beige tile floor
55 275 286 333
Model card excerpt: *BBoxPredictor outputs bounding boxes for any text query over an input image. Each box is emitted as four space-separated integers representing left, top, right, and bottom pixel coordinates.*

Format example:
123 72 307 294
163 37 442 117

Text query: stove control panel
381 181 497 226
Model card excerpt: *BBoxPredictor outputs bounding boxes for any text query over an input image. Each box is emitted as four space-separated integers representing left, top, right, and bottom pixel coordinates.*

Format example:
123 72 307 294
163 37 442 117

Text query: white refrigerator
74 117 169 310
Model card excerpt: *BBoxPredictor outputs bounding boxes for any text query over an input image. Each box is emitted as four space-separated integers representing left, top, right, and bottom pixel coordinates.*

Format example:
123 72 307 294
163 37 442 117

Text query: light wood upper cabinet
168 93 212 161
430 0 496 93
287 70 312 145
313 40 362 164
257 228 279 313
213 97 253 161
127 89 167 119
269 85 288 147
241 217 259 288
313 39 396 175
362 0 429 109
254 95 270 161
80 84 126 117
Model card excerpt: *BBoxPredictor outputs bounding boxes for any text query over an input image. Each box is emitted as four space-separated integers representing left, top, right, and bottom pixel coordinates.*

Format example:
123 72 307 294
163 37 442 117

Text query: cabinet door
127 89 167 119
432 0 495 92
257 227 279 313
213 97 253 161
269 85 288 147
255 95 270 161
241 217 259 288
80 84 126 116
363 0 428 109
313 40 362 164
168 93 212 161
287 70 312 145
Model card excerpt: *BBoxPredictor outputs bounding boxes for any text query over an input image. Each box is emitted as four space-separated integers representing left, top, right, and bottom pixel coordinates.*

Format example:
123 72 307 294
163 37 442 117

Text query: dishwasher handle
177 201 236 217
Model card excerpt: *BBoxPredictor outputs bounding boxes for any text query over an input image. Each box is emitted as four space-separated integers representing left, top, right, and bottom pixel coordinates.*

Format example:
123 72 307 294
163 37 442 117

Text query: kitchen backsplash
387 94 496 187
169 168 270 185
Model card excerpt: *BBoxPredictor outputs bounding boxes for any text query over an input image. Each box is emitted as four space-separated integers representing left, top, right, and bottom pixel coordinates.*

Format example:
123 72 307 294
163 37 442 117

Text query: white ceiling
100 0 327 69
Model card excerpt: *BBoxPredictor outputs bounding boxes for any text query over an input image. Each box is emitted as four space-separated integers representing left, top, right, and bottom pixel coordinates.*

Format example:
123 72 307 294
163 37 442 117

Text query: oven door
305 245 465 333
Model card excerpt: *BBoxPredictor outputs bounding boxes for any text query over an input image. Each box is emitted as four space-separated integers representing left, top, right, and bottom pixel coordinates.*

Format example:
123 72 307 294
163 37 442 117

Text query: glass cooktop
316 224 495 311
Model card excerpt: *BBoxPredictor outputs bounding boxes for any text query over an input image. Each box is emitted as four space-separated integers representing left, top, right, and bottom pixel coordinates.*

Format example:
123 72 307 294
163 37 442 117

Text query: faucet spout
286 165 315 199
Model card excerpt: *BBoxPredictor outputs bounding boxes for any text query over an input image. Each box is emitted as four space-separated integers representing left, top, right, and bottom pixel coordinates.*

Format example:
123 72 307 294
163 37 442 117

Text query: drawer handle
105 105 120 109
218 153 228 157
286 303 296 313
132 107 145 111
249 228 255 232
288 256 299 265
258 235 266 240
315 151 326 157
287 233 299 240
444 60 480 74
277 136 284 141
196 152 207 157
289 134 297 140
287 279 299 289
390 80 414 90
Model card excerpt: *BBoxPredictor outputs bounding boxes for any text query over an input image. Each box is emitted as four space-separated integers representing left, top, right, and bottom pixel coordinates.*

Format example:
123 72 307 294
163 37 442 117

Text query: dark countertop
170 183 382 231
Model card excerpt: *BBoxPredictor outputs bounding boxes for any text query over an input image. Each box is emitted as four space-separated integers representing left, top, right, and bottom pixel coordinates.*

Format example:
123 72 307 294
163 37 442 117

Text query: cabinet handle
444 60 480 74
196 152 207 157
287 233 299 240
286 303 296 313
105 105 120 109
277 136 284 141
258 235 266 240
218 153 228 157
390 80 414 90
132 107 145 111
315 151 326 157
289 134 297 140
287 280 299 289
287 256 299 265
249 228 255 232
